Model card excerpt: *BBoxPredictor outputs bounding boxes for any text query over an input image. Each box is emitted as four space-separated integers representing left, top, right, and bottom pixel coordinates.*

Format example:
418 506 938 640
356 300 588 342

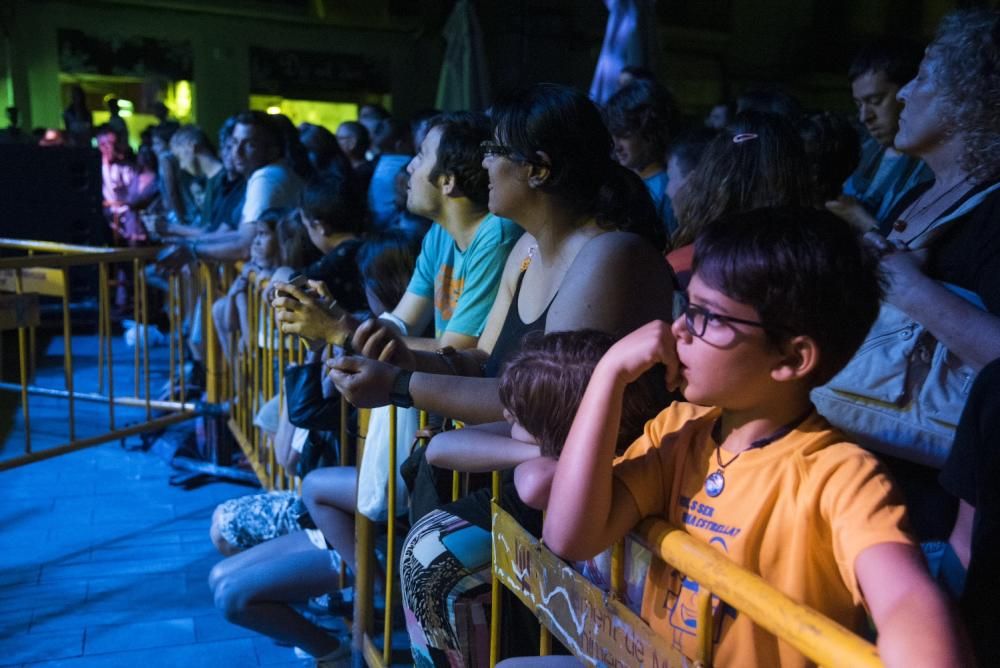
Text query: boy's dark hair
604 79 680 158
799 112 861 202
848 38 924 87
300 172 365 236
498 330 667 456
356 232 420 312
426 111 491 209
152 123 178 146
692 207 883 386
668 127 717 176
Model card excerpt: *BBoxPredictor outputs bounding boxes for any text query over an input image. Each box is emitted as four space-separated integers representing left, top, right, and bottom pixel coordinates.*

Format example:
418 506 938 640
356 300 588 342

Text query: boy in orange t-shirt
541 208 968 667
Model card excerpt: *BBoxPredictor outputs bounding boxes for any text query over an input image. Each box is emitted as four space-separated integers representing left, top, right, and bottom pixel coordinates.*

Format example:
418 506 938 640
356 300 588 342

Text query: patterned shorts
214 491 309 550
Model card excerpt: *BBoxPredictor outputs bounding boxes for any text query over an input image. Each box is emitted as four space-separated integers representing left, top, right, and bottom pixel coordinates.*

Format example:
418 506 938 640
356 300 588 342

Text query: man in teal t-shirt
359 112 520 352
407 214 521 339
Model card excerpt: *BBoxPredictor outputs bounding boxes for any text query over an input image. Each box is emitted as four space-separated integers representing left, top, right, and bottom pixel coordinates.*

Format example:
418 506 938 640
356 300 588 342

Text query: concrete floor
0 331 331 666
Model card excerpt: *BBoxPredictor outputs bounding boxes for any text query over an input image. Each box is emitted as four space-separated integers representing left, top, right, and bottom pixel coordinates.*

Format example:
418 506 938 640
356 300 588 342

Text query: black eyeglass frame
675 292 767 339
479 140 547 166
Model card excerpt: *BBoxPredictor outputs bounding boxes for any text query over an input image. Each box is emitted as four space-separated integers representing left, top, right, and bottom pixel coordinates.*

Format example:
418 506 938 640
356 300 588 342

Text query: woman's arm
882 249 1000 369
426 421 541 472
328 355 507 424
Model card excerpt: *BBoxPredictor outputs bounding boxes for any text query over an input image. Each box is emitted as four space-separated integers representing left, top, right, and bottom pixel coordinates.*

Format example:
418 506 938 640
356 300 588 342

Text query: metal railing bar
0 411 198 471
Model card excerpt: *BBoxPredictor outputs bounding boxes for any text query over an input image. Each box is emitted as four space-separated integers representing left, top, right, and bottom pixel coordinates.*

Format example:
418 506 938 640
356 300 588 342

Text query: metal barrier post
133 258 140 397
382 405 398 665
139 261 151 421
14 268 30 453
489 469 502 668
99 262 116 431
354 409 375 667
60 267 75 441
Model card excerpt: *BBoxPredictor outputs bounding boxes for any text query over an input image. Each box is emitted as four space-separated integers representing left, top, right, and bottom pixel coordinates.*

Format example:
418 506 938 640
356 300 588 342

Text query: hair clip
732 133 759 144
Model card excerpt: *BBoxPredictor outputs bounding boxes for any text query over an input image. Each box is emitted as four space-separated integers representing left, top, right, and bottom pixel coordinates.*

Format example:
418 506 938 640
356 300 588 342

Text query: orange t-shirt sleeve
820 445 914 605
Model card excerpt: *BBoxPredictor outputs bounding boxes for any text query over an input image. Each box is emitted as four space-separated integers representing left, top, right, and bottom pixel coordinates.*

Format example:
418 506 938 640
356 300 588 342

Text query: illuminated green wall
5 0 429 138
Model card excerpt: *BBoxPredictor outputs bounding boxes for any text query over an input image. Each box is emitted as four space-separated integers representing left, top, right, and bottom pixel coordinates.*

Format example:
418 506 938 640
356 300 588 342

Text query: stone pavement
0 330 322 666
0 440 320 667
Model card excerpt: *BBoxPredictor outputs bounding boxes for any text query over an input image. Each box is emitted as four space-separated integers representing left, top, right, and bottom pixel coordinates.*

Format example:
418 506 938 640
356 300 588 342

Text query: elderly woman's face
894 53 952 156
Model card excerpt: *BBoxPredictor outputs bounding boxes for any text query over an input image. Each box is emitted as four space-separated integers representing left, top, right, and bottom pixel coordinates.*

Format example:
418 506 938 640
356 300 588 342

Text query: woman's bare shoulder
574 230 669 274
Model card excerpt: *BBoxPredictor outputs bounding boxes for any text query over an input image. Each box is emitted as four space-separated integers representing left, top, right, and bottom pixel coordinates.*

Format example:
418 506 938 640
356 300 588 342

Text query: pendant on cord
705 470 725 497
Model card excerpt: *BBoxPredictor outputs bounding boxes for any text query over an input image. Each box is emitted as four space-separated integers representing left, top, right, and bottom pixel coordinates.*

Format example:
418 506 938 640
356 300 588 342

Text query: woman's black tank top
483 269 554 377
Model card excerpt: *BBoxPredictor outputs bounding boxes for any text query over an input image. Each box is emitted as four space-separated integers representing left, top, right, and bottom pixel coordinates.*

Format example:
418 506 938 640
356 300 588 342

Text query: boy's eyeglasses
480 140 547 166
675 293 766 340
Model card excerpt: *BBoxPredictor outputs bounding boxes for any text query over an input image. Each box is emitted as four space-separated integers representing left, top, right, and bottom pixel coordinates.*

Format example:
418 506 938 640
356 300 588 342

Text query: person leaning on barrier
158 111 303 267
537 208 969 668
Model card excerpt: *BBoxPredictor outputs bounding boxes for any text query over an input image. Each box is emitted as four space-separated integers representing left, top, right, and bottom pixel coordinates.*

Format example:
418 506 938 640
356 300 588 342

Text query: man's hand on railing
350 318 416 369
325 355 396 408
272 280 357 348
155 243 194 272
141 211 171 241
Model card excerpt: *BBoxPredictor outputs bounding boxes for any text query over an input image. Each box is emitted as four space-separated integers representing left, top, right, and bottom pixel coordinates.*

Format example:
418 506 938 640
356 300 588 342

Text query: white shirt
240 160 304 224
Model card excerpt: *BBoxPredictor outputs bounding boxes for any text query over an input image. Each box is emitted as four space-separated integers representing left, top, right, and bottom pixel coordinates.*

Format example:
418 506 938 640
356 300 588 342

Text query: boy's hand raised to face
599 320 682 391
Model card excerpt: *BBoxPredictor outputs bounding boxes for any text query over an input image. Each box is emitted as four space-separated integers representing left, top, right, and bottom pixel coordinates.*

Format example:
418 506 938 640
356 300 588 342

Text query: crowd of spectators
16 7 999 667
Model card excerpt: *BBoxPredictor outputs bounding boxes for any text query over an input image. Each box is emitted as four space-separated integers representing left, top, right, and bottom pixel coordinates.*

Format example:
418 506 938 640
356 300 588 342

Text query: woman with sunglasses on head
329 83 673 667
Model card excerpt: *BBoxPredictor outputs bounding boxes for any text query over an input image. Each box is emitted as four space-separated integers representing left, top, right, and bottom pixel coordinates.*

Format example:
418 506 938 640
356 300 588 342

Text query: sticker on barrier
0 267 65 297
492 503 690 668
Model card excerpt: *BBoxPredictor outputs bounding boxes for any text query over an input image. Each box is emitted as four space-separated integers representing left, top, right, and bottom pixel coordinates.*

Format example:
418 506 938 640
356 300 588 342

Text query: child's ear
771 335 819 382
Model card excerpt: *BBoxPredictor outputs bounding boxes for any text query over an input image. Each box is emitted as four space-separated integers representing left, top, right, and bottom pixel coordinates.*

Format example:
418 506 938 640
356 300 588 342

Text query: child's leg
208 530 316 590
210 541 344 657
301 466 358 573
211 295 232 361
497 658 582 668
400 508 493 668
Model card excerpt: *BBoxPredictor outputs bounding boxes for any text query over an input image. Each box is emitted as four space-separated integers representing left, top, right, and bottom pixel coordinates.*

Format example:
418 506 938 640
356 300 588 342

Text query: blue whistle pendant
705 470 725 497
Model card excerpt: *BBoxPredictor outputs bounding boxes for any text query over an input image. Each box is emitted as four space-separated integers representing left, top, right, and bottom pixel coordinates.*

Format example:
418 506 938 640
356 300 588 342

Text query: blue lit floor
0 439 324 667
0 332 320 666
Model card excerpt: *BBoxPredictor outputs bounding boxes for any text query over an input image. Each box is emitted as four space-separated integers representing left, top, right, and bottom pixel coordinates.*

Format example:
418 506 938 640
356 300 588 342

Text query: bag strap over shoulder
908 181 1000 250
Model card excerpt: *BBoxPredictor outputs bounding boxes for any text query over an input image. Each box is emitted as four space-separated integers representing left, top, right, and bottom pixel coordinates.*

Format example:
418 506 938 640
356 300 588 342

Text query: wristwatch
436 345 460 374
389 369 414 408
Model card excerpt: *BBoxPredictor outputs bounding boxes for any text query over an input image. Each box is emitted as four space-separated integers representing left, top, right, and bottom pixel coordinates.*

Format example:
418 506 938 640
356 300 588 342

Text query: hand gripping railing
490 507 883 668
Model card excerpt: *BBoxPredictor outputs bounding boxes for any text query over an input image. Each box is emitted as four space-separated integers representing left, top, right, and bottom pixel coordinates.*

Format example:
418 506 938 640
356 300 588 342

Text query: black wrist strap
389 369 414 408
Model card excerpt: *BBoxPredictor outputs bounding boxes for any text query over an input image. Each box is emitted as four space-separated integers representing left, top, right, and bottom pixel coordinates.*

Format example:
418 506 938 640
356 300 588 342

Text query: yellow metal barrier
490 504 883 668
0 239 198 471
